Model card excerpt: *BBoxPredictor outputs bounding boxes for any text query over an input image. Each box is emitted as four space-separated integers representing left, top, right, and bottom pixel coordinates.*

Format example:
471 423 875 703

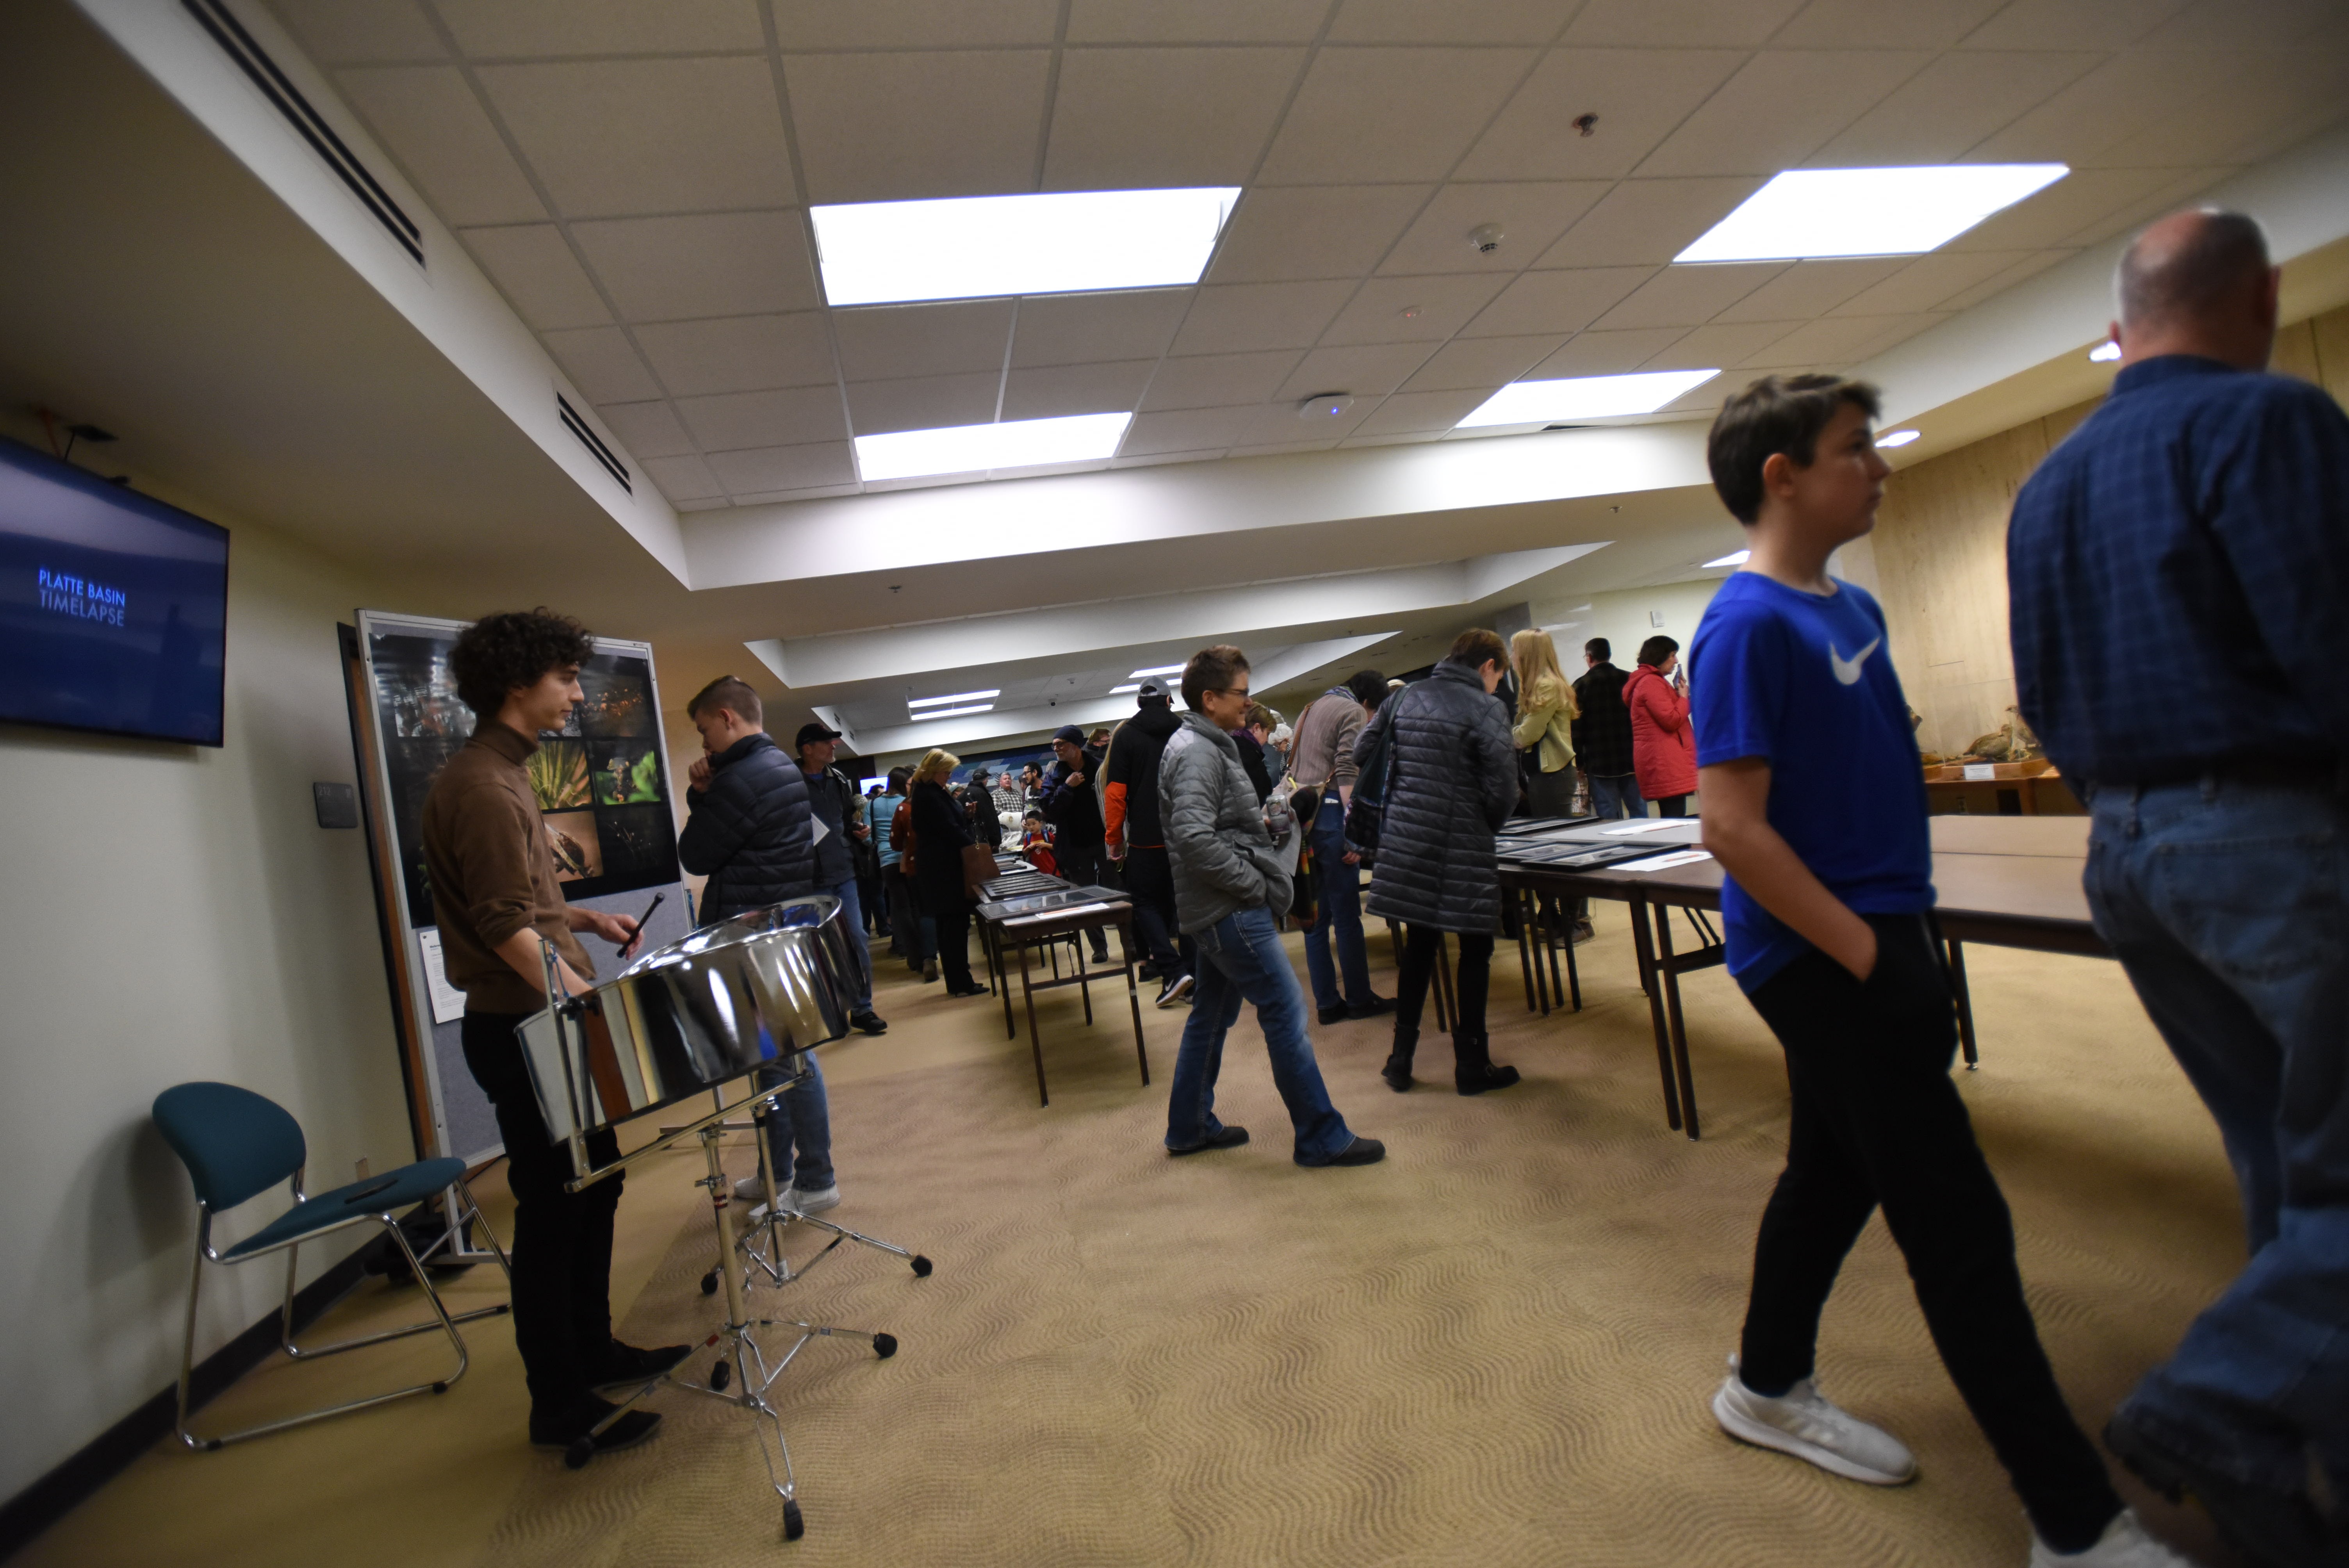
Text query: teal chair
151 1081 512 1450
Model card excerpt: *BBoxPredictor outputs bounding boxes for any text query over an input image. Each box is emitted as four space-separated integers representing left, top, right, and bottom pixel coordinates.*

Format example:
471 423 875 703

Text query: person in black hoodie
1571 637 1643 820
1042 724 1110 963
1103 681 1192 1007
960 766 1005 850
676 677 843 1217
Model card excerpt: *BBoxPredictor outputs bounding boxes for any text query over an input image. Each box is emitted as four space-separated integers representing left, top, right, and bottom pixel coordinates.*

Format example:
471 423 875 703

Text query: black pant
1055 845 1112 959
460 1009 624 1420
929 898 975 990
1394 926 1494 1046
1740 915 2120 1551
886 866 923 960
1120 845 1190 976
1653 793 1690 817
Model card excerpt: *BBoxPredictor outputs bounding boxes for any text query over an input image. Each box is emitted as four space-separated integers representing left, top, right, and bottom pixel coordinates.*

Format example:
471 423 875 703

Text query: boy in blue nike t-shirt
1691 377 2172 1568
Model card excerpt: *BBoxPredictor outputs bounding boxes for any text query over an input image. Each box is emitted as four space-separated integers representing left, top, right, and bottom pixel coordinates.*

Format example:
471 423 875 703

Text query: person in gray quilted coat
1356 628 1523 1095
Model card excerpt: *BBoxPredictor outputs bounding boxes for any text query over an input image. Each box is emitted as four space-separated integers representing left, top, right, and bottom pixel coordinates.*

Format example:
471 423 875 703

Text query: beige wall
1864 303 2349 761
0 473 410 1497
1534 577 1725 679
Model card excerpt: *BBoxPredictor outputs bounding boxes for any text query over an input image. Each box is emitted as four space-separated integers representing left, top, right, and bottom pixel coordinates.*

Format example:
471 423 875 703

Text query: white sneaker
1711 1356 1917 1485
731 1175 770 1204
788 1183 841 1215
2027 1508 2201 1566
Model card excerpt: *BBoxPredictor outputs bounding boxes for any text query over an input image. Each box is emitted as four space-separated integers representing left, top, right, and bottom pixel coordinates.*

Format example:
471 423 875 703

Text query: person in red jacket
1624 634 1697 816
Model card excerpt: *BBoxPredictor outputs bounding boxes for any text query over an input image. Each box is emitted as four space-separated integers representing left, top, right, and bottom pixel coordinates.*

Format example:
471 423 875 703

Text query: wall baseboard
0 1247 371 1561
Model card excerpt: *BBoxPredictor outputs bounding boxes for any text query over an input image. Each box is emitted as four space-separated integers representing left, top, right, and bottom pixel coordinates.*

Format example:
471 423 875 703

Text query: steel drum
517 894 859 1147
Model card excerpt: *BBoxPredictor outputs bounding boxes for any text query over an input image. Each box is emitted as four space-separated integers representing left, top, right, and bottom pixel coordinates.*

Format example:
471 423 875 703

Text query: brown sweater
420 721 593 1014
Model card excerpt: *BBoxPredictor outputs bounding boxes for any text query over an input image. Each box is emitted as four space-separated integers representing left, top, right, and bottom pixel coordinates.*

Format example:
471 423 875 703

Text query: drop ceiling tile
833 300 1016 380
337 67 545 226
2138 0 2347 48
1121 406 1254 454
572 213 818 323
269 0 444 64
1536 179 1761 269
593 400 697 458
706 442 859 493
1399 333 1561 390
642 454 726 501
787 51 1050 205
1958 0 2193 51
1845 314 1948 363
1256 47 1539 185
1044 48 1306 191
1378 182 1609 276
460 225 611 330
1562 0 1807 48
635 313 836 396
1595 264 1784 330
1638 321 1798 372
2055 169 2235 249
677 385 849 449
1739 314 1916 368
2112 52 2349 170
1067 0 1327 41
1768 0 2007 47
1527 328 1691 378
845 373 1003 436
773 0 1060 47
476 59 793 218
1231 435 1348 456
543 326 662 403
1943 167 2195 251
1713 259 1909 324
1141 351 1304 411
1635 51 1935 179
1828 251 2038 316
1206 185 1432 285
434 0 762 55
1010 290 1194 367
1327 0 1579 44
1458 50 1747 182
1001 360 1158 420
1169 281 1356 355
1463 267 1654 337
1808 52 2103 166
1934 250 2075 312
1319 274 1511 345
1276 343 1438 401
1973 51 2217 168
1352 389 1491 435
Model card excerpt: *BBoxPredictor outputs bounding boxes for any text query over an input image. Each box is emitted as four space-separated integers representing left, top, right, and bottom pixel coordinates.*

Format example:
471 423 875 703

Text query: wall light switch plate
314 782 358 829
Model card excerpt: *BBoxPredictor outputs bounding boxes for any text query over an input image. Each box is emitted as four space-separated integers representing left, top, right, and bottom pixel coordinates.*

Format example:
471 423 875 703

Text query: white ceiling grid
269 0 2349 511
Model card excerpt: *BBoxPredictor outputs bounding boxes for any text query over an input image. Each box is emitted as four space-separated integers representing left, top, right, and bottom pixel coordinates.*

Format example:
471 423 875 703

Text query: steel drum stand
704 1083 934 1303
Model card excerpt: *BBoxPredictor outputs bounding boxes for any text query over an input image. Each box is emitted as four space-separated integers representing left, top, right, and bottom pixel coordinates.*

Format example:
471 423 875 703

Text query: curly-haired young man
421 608 686 1455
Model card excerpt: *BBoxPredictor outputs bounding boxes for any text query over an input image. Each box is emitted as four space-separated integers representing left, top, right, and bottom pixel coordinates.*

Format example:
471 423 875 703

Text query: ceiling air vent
181 0 423 265
558 394 632 495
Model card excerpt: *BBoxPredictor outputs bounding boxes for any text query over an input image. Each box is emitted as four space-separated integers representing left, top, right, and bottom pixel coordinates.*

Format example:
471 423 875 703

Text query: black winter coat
1104 706 1182 846
959 781 1004 848
908 780 975 911
676 733 815 920
1570 661 1636 778
1355 659 1518 933
1041 747 1105 851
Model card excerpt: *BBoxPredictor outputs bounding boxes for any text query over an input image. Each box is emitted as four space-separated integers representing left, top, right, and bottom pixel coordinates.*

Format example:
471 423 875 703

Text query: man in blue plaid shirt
2009 208 2349 1566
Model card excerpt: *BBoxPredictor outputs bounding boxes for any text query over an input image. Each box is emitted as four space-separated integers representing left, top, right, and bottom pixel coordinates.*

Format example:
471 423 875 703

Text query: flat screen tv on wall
0 436 230 746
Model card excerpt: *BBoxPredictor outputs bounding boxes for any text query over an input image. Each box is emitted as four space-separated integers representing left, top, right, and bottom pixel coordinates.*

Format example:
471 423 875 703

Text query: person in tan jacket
1510 629 1579 818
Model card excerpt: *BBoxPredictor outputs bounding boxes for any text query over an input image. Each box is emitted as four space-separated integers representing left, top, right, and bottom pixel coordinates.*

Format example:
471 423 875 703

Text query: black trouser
461 1009 624 1421
1740 915 2120 1552
1653 793 1690 817
1055 844 1112 959
886 866 925 961
929 898 975 990
1394 926 1494 1046
1121 845 1190 977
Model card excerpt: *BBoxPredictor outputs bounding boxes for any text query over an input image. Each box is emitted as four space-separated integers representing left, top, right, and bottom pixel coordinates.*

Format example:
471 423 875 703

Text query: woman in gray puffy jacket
1355 628 1522 1094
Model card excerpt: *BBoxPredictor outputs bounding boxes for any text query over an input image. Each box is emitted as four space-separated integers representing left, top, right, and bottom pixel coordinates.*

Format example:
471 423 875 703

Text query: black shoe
1138 963 1161 982
1382 1026 1417 1092
1156 973 1194 1009
1456 1063 1521 1095
1168 1125 1249 1156
2104 1408 2338 1568
587 1341 692 1395
1324 1136 1386 1167
1317 1003 1349 1026
1347 994 1397 1019
850 1009 889 1035
946 982 989 998
529 1396 663 1454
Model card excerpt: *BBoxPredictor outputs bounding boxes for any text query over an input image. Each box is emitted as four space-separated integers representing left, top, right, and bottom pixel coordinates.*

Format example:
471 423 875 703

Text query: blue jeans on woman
1303 794 1373 1012
1586 772 1643 820
1164 905 1355 1165
2084 777 2349 1499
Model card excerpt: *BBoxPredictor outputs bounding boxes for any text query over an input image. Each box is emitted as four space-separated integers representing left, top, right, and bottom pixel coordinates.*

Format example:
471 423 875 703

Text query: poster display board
343 611 693 1165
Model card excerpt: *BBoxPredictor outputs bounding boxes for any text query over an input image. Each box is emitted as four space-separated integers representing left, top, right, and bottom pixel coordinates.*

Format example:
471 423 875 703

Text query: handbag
959 840 995 901
1343 700 1401 854
892 796 916 877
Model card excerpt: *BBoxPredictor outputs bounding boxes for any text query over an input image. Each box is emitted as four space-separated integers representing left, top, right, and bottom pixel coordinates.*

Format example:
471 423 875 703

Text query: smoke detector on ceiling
1469 222 1506 255
1297 393 1355 422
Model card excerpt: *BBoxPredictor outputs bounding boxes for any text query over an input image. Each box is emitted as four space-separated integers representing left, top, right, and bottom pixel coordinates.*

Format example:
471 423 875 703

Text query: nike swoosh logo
1829 637 1880 686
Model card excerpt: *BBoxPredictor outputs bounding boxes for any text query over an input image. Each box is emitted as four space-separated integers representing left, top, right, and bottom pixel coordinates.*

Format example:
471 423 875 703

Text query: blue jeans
1303 795 1372 1011
1586 772 1643 820
1165 905 1355 1164
752 1053 834 1192
825 876 873 1012
2084 778 2349 1496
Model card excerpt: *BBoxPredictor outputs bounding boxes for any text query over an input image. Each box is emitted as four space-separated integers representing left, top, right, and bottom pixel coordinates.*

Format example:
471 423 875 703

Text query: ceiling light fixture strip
556 394 631 494
908 689 1000 709
180 0 423 265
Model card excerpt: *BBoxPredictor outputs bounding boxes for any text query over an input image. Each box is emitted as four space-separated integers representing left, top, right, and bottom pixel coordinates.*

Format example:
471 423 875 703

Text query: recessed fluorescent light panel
910 704 994 721
1457 369 1719 429
1109 683 1142 694
855 413 1132 482
811 188 1241 306
1704 549 1751 568
1129 664 1186 679
1875 430 1920 448
908 689 1000 709
1675 165 2068 263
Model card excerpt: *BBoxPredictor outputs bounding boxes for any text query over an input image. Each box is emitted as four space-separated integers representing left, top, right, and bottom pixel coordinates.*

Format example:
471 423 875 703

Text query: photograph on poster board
579 657 654 737
589 738 663 805
597 803 676 883
370 636 471 741
543 809 603 882
528 739 591 810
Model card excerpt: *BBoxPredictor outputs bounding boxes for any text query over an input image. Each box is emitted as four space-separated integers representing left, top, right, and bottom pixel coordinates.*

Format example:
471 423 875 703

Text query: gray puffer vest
1357 658 1518 932
1158 712 1294 935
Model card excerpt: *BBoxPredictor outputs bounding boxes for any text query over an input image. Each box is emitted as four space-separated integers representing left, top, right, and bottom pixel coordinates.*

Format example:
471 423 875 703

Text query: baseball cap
795 721 843 748
1135 679 1171 706
1052 724 1085 747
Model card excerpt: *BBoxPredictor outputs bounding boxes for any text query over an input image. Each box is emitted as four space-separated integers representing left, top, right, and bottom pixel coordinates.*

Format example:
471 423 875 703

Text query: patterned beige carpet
462 918 2247 1568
